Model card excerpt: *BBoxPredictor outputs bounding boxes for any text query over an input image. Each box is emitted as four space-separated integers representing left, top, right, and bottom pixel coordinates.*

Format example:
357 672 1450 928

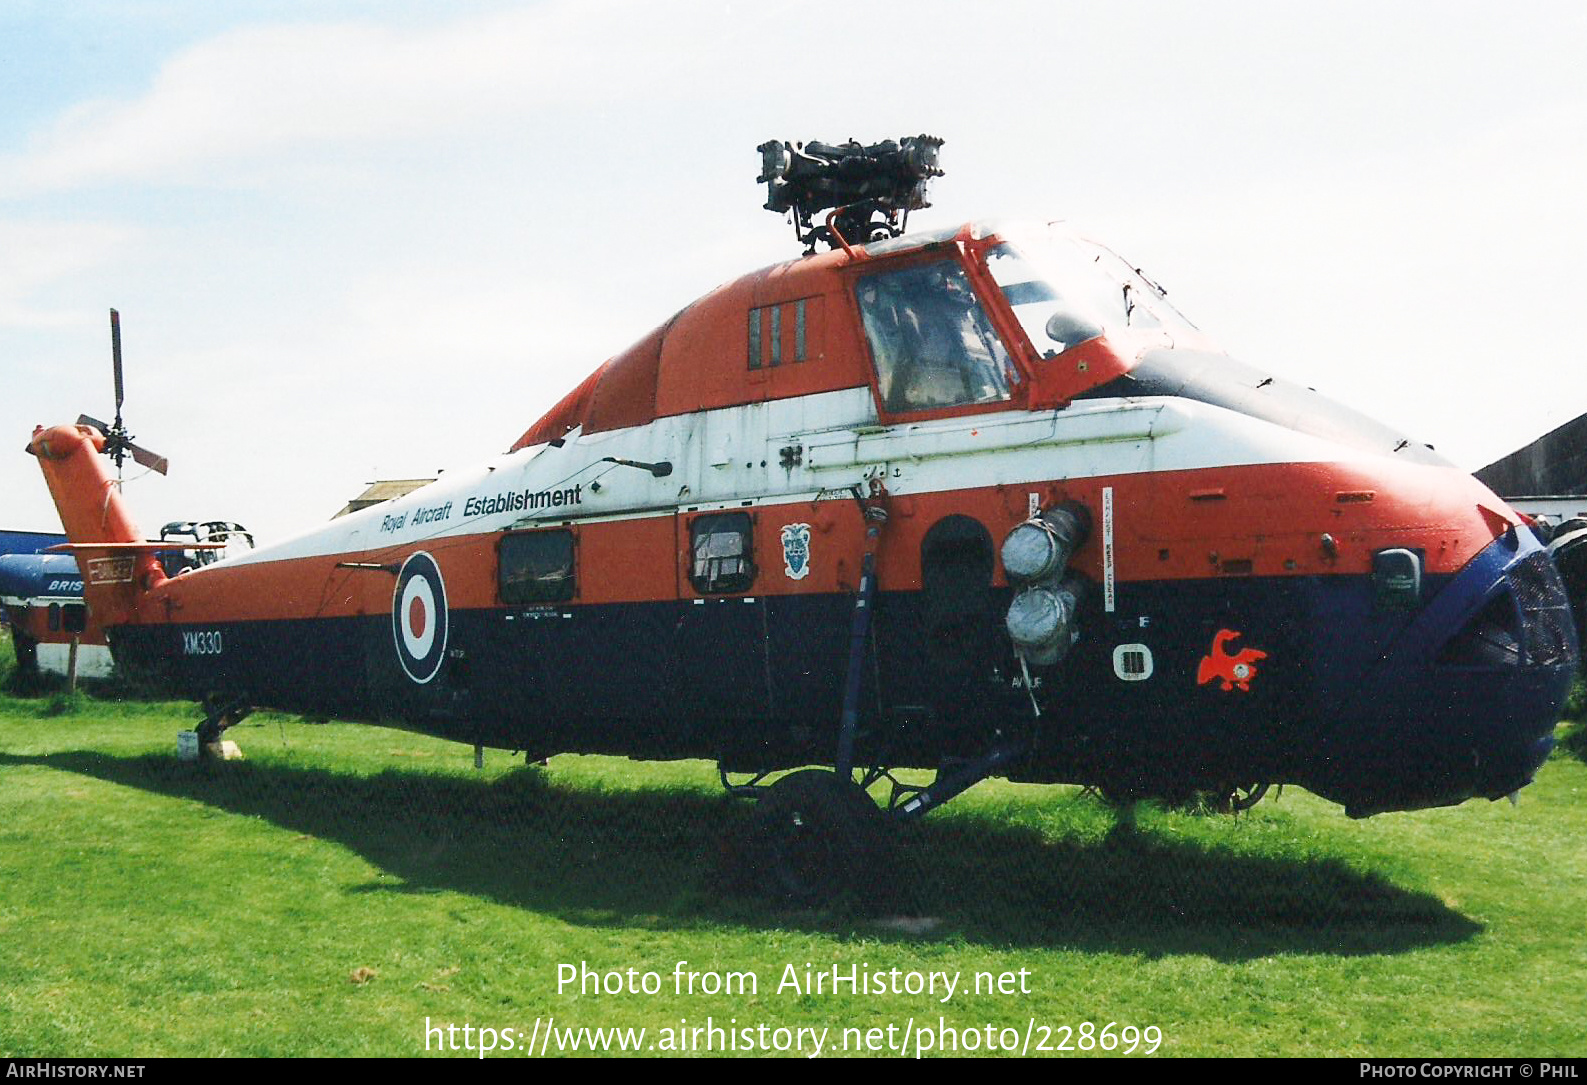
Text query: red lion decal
1197 629 1267 692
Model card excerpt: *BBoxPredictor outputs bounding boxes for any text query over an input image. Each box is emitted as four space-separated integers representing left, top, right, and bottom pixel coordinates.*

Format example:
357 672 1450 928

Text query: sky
2 0 1585 540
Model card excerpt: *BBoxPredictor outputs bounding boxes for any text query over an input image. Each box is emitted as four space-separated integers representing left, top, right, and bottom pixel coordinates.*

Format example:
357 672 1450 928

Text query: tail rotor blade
110 308 125 414
85 309 168 474
128 442 169 476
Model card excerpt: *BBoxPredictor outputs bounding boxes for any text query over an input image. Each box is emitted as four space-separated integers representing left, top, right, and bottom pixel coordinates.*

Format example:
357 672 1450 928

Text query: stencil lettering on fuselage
182 630 223 656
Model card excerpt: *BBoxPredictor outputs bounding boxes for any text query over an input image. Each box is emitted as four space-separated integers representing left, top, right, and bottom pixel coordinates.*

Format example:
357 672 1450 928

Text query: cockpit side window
982 242 1106 358
854 259 1016 414
975 229 1199 363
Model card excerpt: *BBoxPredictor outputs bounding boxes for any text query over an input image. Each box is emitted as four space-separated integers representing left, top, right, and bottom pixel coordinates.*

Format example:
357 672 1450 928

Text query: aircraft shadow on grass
1 745 1482 959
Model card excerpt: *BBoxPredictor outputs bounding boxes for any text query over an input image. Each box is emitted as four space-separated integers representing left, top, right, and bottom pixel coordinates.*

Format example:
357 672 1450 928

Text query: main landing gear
725 739 1028 905
721 484 1031 903
751 769 884 905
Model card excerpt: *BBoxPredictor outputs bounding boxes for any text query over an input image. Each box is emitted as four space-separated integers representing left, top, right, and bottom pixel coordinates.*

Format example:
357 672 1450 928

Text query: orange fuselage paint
28 423 166 627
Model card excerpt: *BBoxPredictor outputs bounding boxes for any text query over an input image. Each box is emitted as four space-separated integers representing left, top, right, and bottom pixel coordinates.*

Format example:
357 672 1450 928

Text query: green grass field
2 632 1584 1058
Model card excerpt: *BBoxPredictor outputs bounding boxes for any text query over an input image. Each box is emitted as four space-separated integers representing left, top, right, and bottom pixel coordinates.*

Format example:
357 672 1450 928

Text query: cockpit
979 223 1198 355
847 221 1446 464
855 258 1020 413
852 222 1198 415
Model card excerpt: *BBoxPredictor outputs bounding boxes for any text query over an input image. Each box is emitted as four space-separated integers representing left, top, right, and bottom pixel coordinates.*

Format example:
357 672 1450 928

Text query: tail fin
28 422 166 627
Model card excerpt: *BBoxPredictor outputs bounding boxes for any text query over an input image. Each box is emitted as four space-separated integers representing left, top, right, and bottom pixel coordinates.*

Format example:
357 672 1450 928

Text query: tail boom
28 423 166 626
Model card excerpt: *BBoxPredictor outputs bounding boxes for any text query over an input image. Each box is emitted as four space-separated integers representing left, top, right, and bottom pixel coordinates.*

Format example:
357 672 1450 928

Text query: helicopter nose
1442 537 1576 798
1308 526 1578 817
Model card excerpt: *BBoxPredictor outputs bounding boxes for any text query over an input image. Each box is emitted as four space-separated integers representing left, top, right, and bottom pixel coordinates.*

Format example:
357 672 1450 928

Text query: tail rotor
77 309 168 477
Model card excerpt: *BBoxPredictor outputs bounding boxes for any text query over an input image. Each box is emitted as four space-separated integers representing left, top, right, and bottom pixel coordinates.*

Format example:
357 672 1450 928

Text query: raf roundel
392 551 449 684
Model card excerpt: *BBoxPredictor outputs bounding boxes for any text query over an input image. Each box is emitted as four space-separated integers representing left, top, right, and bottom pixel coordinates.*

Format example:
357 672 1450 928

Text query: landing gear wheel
756 769 885 906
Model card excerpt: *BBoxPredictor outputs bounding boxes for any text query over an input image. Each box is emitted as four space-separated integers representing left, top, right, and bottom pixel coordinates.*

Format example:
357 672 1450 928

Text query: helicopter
27 136 1582 899
0 551 111 681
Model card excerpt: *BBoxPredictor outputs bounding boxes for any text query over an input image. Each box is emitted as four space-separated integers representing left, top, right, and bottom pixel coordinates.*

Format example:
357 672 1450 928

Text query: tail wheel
756 769 886 906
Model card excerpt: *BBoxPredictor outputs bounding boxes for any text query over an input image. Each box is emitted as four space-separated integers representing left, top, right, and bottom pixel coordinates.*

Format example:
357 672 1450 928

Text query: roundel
392 551 448 684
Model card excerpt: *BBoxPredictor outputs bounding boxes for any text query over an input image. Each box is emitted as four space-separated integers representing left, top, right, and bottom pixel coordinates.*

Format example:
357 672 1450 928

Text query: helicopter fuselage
32 221 1578 818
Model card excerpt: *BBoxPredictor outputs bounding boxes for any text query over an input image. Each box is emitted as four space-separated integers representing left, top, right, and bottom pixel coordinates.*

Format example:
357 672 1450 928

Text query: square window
690 512 754 594
500 530 576 604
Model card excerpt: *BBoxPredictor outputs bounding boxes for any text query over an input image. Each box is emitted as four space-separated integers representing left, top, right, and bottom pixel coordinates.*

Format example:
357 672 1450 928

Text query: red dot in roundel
408 595 427 638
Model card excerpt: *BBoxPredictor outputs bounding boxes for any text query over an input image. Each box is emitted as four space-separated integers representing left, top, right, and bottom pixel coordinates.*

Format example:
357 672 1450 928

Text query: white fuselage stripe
211 389 1381 570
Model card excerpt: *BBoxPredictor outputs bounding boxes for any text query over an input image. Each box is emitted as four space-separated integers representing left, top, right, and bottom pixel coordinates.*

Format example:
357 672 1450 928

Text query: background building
1476 412 1587 525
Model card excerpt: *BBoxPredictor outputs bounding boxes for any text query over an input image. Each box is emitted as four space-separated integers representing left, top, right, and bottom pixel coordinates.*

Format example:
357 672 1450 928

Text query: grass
1559 679 1587 761
1 627 1585 1057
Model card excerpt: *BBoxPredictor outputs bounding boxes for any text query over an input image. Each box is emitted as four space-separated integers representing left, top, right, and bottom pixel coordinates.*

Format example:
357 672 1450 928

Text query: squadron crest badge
780 523 811 581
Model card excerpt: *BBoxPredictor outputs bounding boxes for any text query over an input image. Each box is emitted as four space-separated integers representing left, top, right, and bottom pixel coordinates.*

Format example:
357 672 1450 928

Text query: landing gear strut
725 482 1034 903
195 695 251 751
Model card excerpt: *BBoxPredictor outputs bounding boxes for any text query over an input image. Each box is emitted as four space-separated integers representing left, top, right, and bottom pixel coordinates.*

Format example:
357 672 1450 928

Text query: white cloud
5 1 1587 539
0 219 141 324
0 1 777 197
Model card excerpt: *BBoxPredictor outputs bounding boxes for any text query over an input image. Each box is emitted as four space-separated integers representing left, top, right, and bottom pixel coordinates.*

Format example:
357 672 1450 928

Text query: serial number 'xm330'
28 137 1581 898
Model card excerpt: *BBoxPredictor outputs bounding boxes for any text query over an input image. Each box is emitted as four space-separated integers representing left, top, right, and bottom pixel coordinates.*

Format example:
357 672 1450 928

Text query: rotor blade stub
111 308 125 413
129 442 169 476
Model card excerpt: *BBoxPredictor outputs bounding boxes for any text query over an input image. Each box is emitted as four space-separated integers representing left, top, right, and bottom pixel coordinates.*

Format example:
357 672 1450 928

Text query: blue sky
3 1 1585 538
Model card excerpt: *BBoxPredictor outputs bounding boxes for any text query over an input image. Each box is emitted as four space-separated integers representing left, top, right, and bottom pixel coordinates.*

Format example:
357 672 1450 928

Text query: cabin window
690 512 755 594
747 298 814 369
499 529 576 604
47 603 61 632
855 259 1016 413
62 604 87 635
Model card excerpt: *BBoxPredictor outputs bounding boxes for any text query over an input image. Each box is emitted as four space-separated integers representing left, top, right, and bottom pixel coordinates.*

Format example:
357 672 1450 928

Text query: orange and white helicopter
28 137 1581 896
